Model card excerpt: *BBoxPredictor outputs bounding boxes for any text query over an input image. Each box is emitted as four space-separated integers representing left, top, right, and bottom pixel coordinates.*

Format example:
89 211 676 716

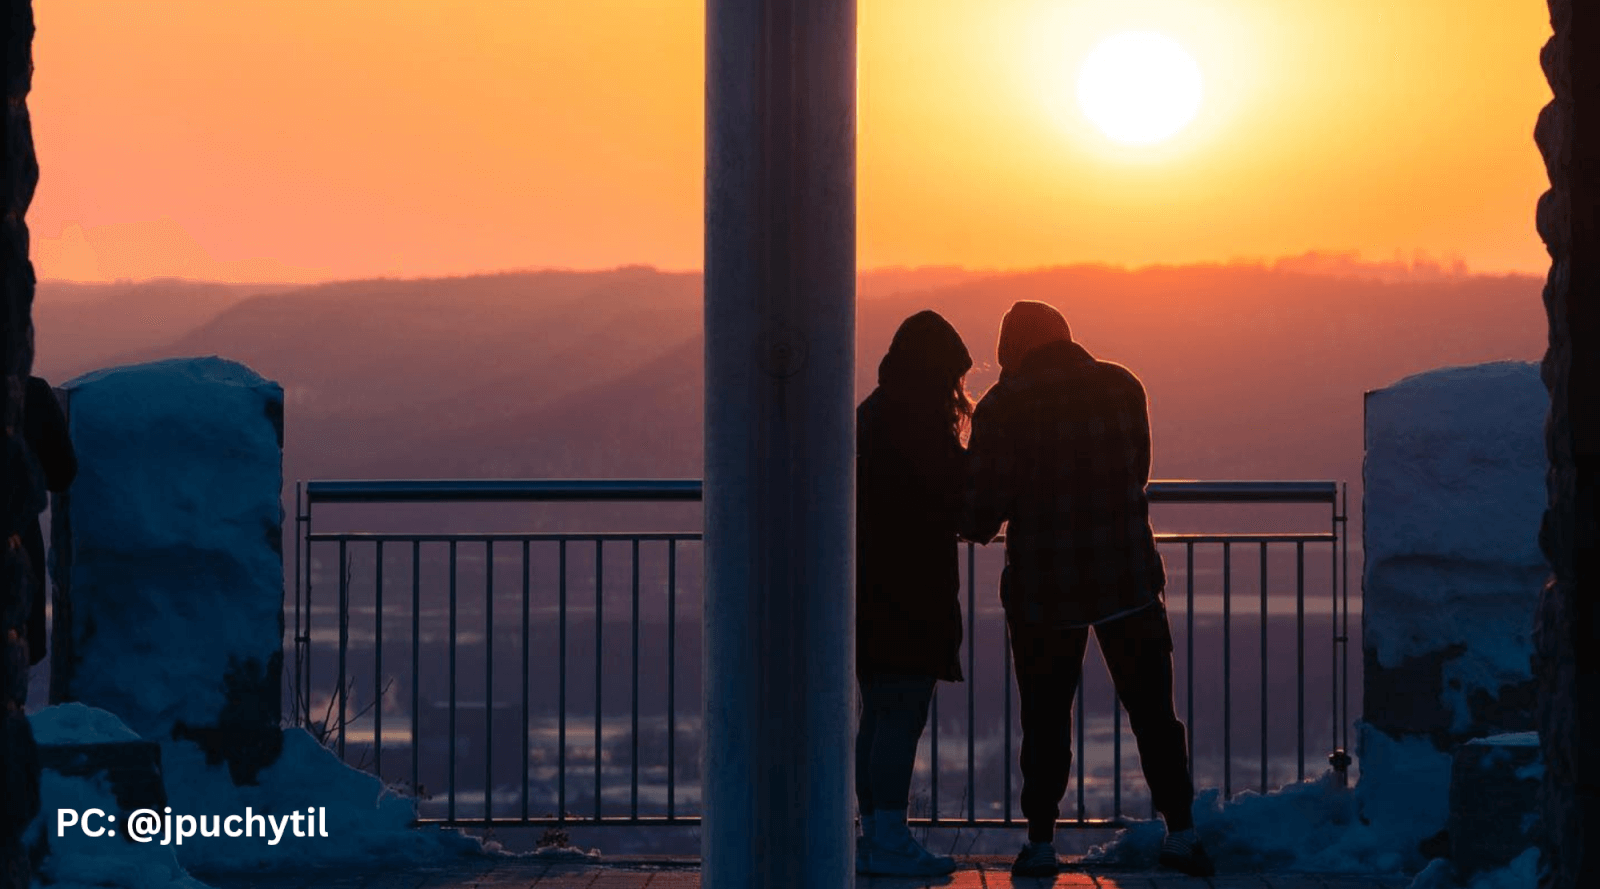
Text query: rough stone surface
1534 2 1600 887
0 2 40 887
53 357 286 785
1449 733 1542 882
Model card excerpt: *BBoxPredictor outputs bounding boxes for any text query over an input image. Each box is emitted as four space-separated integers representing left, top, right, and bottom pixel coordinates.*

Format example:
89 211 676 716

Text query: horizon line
34 252 1546 290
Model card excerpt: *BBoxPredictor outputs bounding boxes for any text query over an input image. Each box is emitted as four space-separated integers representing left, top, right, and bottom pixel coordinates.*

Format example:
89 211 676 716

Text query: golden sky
29 0 1553 282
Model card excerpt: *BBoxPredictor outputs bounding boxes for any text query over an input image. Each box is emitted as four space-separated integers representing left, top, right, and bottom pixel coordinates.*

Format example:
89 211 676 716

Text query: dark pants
1007 601 1195 842
855 672 937 814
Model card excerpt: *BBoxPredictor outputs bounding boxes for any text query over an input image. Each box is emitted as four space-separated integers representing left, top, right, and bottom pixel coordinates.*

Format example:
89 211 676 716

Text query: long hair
877 310 974 438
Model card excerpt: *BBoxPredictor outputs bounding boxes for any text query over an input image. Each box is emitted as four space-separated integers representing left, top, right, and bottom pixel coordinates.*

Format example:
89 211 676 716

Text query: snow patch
1407 848 1541 889
1407 858 1456 889
1473 732 1539 748
31 703 142 746
1087 726 1453 875
1087 771 1407 874
526 845 603 861
159 728 481 871
26 707 210 889
1466 847 1539 889
1354 723 1453 861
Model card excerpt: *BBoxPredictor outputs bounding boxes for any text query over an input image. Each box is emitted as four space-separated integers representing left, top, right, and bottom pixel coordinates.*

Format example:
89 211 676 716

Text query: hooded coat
856 311 970 682
960 302 1165 627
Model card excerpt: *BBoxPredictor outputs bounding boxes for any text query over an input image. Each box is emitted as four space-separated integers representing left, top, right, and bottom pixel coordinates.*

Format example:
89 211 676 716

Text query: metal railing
290 478 1350 830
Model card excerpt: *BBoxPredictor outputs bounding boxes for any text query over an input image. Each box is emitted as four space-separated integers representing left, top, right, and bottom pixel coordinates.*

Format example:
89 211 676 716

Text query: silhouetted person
855 310 971 878
22 375 76 666
960 301 1212 878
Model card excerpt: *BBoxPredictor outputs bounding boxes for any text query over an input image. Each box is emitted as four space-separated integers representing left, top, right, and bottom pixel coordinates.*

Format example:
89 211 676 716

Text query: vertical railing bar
411 542 420 807
630 538 640 820
1076 674 1086 822
374 540 384 777
595 538 604 822
1260 541 1269 794
1112 670 1122 821
448 540 458 823
485 540 494 823
1341 485 1350 759
293 482 303 728
966 542 977 824
667 540 678 820
1331 500 1339 769
1186 542 1195 769
1296 540 1306 782
337 539 348 760
302 485 313 727
558 540 568 822
1223 540 1232 799
930 680 940 822
522 539 531 823
1003 623 1013 824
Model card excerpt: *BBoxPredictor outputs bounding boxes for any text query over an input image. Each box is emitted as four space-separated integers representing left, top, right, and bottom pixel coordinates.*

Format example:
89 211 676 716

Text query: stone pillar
0 2 40 887
1533 2 1600 886
52 357 285 785
703 1 857 886
1360 362 1548 866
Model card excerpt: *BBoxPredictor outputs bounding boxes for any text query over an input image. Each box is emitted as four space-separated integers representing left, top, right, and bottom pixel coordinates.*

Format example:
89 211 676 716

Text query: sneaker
1158 829 1215 878
866 832 957 877
1011 840 1060 877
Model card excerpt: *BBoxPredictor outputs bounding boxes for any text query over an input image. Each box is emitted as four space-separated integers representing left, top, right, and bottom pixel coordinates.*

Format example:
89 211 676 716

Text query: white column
703 1 857 886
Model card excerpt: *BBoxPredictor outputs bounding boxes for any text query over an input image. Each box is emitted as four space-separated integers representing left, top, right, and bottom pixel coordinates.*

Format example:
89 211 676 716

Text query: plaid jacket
959 340 1165 626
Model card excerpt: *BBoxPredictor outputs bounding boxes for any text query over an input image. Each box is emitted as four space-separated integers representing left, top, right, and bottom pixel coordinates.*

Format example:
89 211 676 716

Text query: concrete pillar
703 1 856 886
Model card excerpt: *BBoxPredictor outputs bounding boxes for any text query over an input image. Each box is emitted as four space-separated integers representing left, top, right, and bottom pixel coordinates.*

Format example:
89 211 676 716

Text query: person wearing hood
960 300 1212 878
853 310 971 878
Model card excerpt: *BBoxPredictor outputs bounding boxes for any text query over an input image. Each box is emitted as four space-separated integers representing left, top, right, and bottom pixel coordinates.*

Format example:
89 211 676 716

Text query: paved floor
193 857 1415 889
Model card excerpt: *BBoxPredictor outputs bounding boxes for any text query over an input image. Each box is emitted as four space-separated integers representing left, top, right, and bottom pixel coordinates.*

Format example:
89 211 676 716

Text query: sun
1077 31 1204 145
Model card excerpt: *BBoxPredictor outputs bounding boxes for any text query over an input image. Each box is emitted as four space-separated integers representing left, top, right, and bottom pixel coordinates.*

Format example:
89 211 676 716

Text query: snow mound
1353 724 1453 868
26 706 210 889
1464 848 1538 889
1086 771 1416 874
159 728 481 871
27 771 214 889
526 845 602 861
31 703 142 746
1405 848 1538 889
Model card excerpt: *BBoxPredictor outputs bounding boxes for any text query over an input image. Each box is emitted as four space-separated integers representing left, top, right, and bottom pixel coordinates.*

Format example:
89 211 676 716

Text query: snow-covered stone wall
1359 360 1548 862
53 357 285 783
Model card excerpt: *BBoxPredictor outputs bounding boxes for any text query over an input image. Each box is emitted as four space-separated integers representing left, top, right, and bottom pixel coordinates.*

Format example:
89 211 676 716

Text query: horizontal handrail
305 479 703 504
1146 480 1338 503
304 478 1338 506
302 530 1338 545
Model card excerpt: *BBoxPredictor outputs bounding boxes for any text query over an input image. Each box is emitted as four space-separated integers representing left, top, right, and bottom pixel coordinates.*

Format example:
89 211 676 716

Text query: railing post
704 0 857 884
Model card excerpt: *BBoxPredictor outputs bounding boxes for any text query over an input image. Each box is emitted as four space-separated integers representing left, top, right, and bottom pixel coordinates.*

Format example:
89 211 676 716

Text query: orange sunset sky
29 0 1554 283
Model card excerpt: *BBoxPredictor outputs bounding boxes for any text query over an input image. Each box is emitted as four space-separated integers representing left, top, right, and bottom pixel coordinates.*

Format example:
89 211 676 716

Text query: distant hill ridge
34 264 1545 515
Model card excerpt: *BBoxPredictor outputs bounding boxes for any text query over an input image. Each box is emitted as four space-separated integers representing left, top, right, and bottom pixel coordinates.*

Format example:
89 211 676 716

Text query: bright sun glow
1077 31 1204 145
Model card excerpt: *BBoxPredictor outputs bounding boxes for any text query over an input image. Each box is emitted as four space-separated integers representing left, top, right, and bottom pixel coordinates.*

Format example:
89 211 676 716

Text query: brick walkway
193 857 1415 889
